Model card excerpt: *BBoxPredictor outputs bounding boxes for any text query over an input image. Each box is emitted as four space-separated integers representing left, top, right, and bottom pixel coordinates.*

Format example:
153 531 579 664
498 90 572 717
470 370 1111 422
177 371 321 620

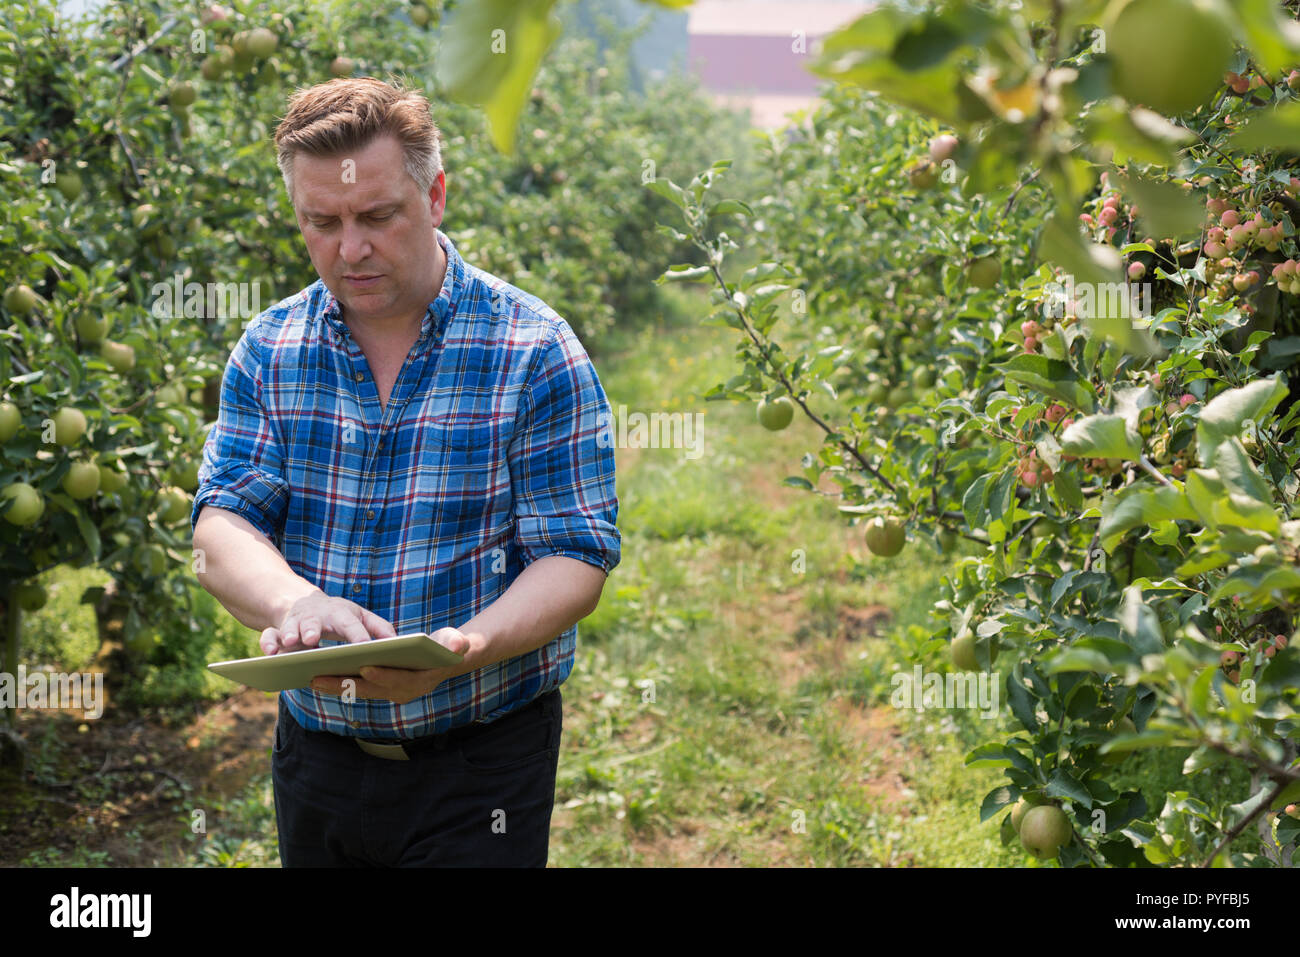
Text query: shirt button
349 720 361 729
355 372 364 382
378 439 385 449
352 583 361 593
366 509 376 520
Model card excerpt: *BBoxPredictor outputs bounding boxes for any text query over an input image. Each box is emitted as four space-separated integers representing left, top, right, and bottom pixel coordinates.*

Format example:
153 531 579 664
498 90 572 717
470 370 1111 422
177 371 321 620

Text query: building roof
687 1 873 37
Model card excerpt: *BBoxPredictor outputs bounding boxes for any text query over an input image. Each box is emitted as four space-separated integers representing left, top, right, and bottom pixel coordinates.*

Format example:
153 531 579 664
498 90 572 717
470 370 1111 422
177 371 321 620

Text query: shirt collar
321 228 464 347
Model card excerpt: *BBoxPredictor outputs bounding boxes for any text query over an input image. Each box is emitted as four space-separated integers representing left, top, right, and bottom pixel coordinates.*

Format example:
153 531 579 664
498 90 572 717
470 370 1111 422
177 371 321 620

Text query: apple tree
653 0 1300 866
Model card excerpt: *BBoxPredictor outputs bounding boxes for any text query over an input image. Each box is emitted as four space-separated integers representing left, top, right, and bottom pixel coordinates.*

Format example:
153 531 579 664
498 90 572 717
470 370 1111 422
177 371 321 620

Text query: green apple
410 3 431 26
907 162 938 189
0 402 20 442
1009 798 1031 833
329 56 355 77
911 366 936 389
132 203 158 231
3 284 37 316
62 461 100 500
864 516 905 557
757 396 794 431
135 543 169 577
1019 805 1072 859
100 340 136 373
245 26 278 57
168 81 197 108
200 55 226 81
14 581 48 612
967 256 1002 289
50 407 88 446
156 486 191 524
1 482 43 526
75 311 110 344
156 382 188 405
98 460 128 494
55 171 83 201
887 386 912 408
952 629 999 670
951 630 977 670
1009 792 1048 832
937 527 958 551
171 461 200 492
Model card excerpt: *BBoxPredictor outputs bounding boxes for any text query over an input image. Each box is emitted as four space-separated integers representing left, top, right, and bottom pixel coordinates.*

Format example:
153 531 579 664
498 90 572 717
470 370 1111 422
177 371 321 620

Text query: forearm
193 506 323 633
456 554 606 671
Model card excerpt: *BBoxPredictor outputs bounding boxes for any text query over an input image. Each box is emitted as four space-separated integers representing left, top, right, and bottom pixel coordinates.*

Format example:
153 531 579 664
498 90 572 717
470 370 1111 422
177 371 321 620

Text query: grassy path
549 293 1023 866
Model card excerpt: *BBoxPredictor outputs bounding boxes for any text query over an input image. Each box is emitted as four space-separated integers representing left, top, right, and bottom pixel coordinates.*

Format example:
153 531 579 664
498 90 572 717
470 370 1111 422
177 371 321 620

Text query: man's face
292 134 446 326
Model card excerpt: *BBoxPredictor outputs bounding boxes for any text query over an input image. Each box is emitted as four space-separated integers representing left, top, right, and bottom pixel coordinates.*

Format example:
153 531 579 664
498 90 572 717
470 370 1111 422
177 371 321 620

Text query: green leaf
1197 376 1288 465
994 354 1095 411
1098 484 1197 553
1232 99 1300 151
645 178 688 211
1118 585 1166 656
436 0 563 155
979 785 1016 823
1039 214 1122 286
1230 0 1300 76
656 264 711 284
1007 674 1039 732
1060 413 1140 460
810 6 1000 126
1113 172 1205 239
709 199 754 218
1045 769 1091 809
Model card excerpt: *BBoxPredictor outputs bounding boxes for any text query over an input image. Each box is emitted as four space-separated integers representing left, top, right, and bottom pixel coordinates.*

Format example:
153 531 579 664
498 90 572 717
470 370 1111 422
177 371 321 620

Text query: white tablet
207 632 464 693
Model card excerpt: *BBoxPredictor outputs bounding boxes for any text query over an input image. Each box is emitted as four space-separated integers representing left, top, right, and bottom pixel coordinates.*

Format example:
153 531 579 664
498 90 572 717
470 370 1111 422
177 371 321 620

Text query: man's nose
338 222 372 264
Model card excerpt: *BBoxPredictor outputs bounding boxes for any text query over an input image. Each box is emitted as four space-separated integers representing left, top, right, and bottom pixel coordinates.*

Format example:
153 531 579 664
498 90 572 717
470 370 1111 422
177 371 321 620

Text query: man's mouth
344 274 383 288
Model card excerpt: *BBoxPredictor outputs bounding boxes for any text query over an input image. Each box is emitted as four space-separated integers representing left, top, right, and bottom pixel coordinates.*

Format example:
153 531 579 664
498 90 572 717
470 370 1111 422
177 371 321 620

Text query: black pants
271 689 562 867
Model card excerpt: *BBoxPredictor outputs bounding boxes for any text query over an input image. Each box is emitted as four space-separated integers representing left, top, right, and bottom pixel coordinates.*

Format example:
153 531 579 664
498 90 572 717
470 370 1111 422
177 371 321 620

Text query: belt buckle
356 738 411 761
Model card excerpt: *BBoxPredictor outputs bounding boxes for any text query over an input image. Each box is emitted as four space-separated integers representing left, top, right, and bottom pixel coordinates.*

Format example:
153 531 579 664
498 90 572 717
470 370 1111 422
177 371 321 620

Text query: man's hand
260 592 397 654
309 628 475 704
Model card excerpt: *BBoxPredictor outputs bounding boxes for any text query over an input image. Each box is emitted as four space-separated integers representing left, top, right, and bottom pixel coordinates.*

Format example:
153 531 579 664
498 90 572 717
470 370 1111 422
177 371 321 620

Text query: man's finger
329 609 374 644
281 619 302 650
360 608 398 639
299 616 322 648
260 627 283 655
358 665 437 687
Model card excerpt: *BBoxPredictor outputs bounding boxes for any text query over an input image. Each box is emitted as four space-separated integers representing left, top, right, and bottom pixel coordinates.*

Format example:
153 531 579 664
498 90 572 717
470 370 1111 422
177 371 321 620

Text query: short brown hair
273 76 443 205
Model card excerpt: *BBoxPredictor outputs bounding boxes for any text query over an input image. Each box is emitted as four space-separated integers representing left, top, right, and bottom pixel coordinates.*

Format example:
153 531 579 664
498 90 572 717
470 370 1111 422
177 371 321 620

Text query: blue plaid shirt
192 228 621 738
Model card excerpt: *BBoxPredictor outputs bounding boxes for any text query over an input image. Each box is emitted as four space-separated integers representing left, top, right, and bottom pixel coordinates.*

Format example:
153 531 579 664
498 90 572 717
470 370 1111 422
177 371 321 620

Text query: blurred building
685 1 874 129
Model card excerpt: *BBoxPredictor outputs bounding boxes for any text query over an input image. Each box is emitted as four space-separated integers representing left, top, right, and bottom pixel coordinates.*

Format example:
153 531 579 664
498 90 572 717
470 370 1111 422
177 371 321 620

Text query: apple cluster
1078 185 1137 246
1200 190 1299 303
1219 634 1287 684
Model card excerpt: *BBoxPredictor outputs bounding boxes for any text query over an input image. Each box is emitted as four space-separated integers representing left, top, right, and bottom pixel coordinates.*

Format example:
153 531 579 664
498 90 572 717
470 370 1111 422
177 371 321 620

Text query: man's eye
371 213 393 222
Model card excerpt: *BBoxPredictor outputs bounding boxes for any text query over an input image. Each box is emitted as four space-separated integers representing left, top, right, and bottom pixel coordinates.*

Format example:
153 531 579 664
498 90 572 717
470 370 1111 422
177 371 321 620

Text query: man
191 77 620 867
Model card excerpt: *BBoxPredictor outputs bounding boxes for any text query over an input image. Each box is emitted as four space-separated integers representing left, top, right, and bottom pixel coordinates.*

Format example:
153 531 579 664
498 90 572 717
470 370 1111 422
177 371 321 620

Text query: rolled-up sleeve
191 322 289 541
510 320 621 575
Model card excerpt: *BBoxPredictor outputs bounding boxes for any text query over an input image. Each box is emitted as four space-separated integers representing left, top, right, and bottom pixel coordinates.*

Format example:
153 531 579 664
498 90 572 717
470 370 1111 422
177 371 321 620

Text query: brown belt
351 690 554 761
